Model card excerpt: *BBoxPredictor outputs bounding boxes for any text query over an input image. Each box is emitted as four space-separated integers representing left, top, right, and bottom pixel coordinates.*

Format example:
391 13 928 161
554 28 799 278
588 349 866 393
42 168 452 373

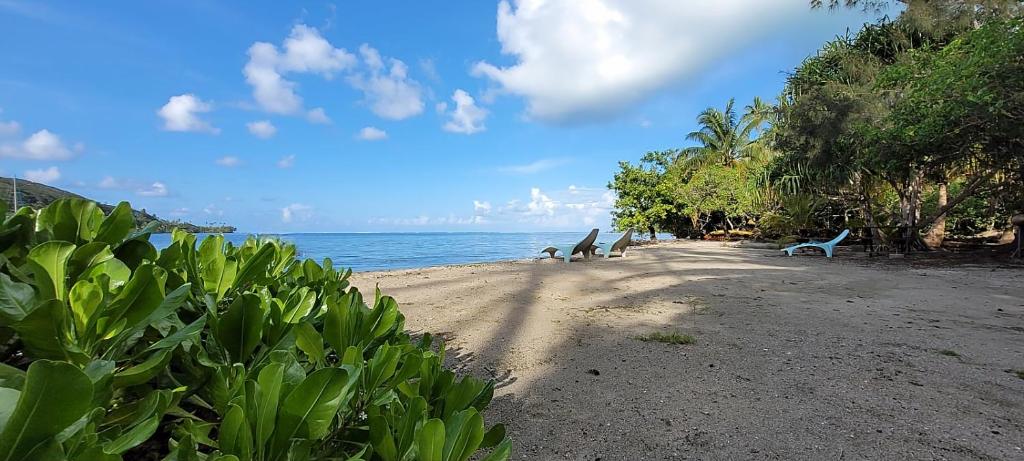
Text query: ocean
148 232 668 272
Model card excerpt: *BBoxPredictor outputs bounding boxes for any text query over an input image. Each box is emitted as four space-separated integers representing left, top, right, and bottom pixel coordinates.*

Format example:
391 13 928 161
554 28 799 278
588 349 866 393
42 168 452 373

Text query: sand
350 240 1024 460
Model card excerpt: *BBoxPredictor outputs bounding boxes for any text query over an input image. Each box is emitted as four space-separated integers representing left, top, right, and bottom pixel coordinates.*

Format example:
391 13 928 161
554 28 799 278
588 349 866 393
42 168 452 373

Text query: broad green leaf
145 314 206 353
27 240 76 302
12 300 69 361
219 403 253 460
214 294 264 363
105 283 191 355
272 366 359 458
442 408 484 461
95 264 166 343
368 416 398 461
69 279 102 335
417 419 444 461
66 242 114 282
113 349 172 388
479 424 506 449
102 415 159 455
94 202 134 245
0 388 19 429
0 364 25 391
0 273 35 324
254 363 284 453
478 438 512 461
113 239 157 271
293 322 324 364
36 199 104 244
0 360 93 461
233 242 276 289
281 288 316 323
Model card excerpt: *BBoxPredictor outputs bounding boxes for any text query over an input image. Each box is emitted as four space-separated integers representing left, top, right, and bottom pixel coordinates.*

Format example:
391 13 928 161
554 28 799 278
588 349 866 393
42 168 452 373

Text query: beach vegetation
0 198 511 461
634 331 696 345
610 2 1024 251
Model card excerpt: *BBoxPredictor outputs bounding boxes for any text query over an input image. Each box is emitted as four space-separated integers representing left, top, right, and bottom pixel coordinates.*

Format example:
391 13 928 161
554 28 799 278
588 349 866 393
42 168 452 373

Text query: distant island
1 177 236 234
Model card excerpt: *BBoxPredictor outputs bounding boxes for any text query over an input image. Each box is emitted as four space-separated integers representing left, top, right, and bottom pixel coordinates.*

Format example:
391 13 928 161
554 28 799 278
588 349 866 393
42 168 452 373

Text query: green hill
0 177 235 234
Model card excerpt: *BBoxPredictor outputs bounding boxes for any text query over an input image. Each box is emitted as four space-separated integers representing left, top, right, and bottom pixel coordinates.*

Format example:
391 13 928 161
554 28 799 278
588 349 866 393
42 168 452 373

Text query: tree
608 151 680 240
680 98 770 170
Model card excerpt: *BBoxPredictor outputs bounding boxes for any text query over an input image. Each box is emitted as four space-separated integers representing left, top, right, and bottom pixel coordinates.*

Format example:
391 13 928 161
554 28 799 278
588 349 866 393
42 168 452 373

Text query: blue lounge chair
591 228 633 258
541 229 599 263
782 229 850 258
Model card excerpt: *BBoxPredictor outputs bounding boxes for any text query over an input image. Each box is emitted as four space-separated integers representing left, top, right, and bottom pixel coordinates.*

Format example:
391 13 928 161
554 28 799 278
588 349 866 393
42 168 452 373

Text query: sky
0 0 887 233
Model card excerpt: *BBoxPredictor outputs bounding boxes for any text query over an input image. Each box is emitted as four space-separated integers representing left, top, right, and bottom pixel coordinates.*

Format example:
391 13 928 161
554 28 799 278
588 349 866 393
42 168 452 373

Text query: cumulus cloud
216 156 241 167
277 154 296 168
246 120 277 138
357 126 387 141
442 89 488 134
498 185 615 227
472 0 801 122
281 203 313 223
24 166 60 183
98 176 121 189
348 44 424 120
497 158 570 175
157 94 219 133
244 25 356 115
306 107 331 124
473 200 492 213
137 182 169 197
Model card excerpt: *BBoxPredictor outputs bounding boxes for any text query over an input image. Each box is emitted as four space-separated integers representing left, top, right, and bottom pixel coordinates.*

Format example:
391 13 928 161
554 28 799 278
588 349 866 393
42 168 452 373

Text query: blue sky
0 0 885 232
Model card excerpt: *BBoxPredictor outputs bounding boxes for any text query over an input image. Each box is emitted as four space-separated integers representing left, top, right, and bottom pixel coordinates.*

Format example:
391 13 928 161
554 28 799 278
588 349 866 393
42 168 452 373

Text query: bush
0 198 511 461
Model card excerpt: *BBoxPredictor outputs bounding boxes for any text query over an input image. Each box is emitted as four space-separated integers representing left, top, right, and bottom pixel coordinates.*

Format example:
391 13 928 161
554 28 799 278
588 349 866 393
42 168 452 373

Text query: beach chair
591 228 634 258
781 229 851 258
541 229 599 263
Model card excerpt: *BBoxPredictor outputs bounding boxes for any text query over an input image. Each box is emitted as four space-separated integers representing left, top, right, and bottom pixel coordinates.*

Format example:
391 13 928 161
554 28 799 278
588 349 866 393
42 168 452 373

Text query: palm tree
680 97 772 170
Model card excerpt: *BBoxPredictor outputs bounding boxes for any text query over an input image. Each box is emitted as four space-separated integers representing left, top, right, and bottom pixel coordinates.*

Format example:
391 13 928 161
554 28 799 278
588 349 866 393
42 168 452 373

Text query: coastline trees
609 3 1023 247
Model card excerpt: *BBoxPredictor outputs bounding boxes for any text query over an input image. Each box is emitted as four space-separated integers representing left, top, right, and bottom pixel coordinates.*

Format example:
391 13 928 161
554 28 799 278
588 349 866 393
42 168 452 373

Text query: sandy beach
352 240 1024 460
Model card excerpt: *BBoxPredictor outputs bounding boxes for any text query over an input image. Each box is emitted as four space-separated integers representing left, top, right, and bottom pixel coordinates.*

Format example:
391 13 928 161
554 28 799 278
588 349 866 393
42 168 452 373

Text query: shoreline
350 240 1024 459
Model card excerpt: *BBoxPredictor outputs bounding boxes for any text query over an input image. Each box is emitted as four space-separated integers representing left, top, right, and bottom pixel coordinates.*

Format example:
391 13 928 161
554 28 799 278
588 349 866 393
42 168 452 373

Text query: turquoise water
148 232 669 272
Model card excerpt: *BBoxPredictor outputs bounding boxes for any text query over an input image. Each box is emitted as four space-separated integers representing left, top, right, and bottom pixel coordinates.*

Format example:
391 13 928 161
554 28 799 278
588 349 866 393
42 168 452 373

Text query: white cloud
442 89 488 134
157 94 219 133
472 0 801 122
167 207 190 218
24 166 60 183
244 25 356 115
281 203 313 223
306 107 331 124
497 158 570 175
216 156 241 167
246 120 277 138
348 44 424 120
203 204 224 217
496 185 615 227
98 176 121 189
137 182 169 197
23 130 72 159
434 102 448 114
277 154 296 168
0 120 20 136
357 126 387 141
473 200 492 213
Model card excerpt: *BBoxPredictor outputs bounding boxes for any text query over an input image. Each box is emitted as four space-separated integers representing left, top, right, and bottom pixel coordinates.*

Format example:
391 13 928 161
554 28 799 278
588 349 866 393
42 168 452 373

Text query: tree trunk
648 226 657 241
859 178 883 247
923 182 948 249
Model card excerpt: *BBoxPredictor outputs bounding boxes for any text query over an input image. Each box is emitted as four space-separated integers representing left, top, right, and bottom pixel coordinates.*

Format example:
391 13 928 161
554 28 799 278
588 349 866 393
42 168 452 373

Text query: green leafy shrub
0 198 511 461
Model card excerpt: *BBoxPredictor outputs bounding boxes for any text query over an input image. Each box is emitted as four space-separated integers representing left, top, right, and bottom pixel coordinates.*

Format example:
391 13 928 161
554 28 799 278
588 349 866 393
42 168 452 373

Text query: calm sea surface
148 232 670 272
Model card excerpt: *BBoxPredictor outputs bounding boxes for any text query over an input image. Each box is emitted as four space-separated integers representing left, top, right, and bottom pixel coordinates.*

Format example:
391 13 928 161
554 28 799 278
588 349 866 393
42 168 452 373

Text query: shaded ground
352 241 1024 460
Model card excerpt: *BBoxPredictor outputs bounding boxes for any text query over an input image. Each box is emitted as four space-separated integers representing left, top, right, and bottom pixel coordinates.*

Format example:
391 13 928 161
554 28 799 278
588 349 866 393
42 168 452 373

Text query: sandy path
351 240 1024 460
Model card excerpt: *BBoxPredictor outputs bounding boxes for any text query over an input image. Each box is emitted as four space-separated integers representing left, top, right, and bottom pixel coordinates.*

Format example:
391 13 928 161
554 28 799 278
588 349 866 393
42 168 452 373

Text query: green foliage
0 198 511 461
633 331 696 345
608 151 681 237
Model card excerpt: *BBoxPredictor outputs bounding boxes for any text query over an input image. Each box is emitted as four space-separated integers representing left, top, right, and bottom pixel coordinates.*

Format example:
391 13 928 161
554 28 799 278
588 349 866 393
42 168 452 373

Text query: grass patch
634 331 696 345
938 349 960 357
1014 370 1024 380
